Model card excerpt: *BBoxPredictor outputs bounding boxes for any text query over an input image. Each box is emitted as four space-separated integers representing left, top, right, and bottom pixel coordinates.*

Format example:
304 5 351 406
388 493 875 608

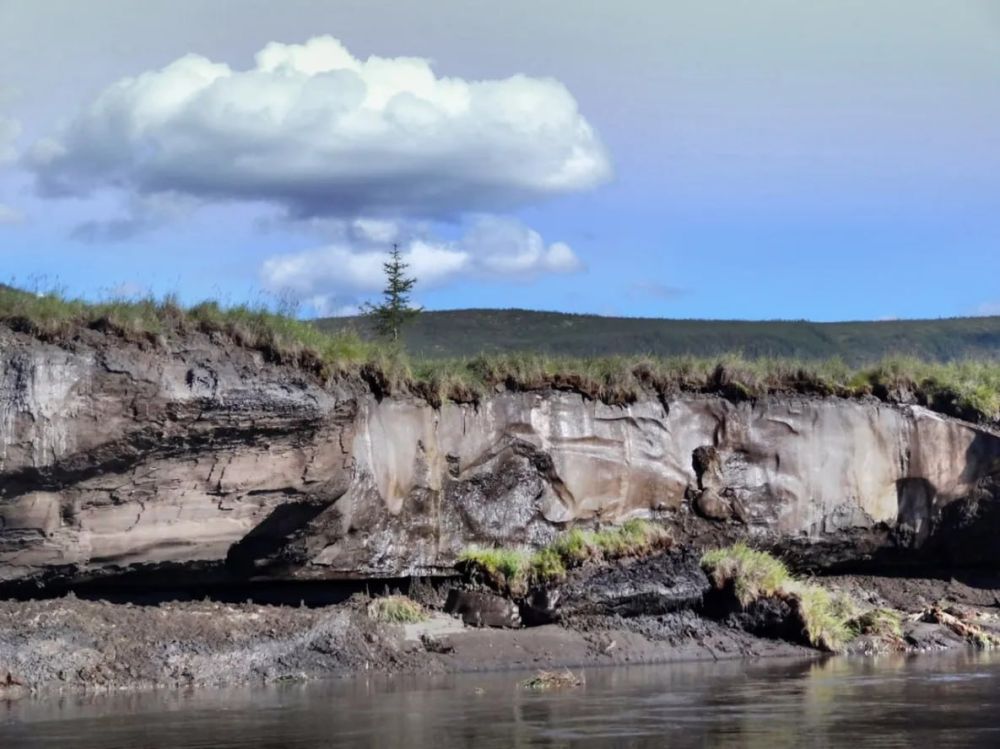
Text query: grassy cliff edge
2 285 998 424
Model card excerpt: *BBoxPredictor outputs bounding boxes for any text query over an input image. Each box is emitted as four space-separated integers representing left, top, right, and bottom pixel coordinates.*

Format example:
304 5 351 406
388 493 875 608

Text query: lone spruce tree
363 244 421 342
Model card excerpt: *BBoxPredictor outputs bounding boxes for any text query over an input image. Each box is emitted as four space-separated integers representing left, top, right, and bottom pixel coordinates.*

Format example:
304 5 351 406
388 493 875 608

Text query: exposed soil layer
3 322 1000 590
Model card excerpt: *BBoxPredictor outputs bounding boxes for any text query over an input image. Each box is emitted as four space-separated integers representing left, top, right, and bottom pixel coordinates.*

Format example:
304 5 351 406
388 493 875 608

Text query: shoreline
3 563 997 699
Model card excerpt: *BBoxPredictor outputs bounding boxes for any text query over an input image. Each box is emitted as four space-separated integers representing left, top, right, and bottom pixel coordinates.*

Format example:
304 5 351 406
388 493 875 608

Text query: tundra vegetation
1 284 999 423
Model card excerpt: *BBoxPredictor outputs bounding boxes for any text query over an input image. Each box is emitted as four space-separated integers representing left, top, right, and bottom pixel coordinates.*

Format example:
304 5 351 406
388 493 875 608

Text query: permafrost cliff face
1 328 999 589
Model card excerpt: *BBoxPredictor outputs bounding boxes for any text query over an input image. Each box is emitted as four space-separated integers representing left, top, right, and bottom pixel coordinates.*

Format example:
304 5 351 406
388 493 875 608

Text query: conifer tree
363 244 421 341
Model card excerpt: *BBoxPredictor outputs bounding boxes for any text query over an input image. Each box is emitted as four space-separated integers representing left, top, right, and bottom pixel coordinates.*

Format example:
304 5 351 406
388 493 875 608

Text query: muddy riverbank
4 551 1000 696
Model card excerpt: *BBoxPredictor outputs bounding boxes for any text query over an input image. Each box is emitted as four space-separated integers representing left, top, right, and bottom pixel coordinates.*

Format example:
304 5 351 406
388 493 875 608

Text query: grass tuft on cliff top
0 284 374 376
2 284 999 424
701 543 854 651
459 519 671 593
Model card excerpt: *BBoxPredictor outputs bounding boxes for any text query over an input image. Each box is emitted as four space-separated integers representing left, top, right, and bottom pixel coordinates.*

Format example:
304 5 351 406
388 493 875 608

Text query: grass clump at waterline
700 543 854 652
520 669 585 690
458 519 671 594
850 607 905 640
366 595 427 624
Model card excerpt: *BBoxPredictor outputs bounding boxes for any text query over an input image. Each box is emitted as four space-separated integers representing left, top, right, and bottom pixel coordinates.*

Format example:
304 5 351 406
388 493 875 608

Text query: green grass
700 544 855 651
456 548 534 587
458 519 671 593
851 607 904 639
701 543 791 606
783 580 855 651
0 283 376 377
366 595 427 624
3 285 999 423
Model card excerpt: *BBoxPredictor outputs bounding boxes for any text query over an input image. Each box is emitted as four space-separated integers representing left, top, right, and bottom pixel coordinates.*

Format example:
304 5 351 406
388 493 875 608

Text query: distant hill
314 309 1000 363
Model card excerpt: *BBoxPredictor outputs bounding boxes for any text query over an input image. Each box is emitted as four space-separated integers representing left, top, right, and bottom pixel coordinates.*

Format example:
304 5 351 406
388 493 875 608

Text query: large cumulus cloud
27 36 611 221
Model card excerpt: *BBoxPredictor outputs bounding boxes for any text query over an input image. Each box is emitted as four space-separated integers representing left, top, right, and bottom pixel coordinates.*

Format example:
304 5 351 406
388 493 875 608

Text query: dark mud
3 552 999 695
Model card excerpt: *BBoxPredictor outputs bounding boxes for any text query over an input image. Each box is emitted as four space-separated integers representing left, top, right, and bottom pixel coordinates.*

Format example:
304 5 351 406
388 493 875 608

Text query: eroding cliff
1 327 999 590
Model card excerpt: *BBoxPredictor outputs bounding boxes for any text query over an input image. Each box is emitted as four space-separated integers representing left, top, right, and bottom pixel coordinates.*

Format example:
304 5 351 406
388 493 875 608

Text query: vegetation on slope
458 519 672 595
366 595 427 624
2 285 999 424
0 283 372 375
458 520 670 592
701 543 854 651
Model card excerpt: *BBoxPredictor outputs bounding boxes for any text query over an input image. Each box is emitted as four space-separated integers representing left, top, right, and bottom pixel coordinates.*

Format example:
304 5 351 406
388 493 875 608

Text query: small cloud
0 204 23 225
70 192 195 242
628 281 686 300
260 217 582 301
973 301 1000 317
104 281 151 299
352 218 400 244
305 296 362 317
464 216 584 277
0 115 20 165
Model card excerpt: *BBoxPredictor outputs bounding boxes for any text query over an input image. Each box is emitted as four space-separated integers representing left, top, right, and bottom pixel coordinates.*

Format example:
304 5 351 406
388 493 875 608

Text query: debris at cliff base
921 605 1000 649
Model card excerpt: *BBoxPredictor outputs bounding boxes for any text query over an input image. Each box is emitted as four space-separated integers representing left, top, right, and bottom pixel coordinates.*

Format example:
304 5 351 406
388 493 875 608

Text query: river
3 651 999 747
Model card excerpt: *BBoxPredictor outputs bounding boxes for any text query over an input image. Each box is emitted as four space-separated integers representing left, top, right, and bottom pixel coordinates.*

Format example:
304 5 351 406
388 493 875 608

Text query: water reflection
3 652 1000 748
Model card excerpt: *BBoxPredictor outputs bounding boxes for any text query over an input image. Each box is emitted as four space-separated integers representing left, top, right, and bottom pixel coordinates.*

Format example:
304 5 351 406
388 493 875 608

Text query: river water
3 651 1000 747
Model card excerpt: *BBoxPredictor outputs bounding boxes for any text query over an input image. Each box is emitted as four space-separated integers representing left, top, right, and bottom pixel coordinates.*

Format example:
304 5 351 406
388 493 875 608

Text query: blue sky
1 0 998 320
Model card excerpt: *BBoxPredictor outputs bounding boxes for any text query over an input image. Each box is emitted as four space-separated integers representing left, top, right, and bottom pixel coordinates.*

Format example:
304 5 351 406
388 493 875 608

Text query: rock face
1 328 1000 589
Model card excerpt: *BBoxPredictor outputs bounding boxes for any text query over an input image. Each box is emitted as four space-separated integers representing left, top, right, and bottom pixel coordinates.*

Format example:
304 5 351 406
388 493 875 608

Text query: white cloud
0 112 22 226
974 301 1000 317
27 36 611 225
629 281 686 300
260 217 582 312
351 218 400 244
0 115 19 165
262 239 469 295
305 296 361 318
104 280 151 299
70 191 196 241
464 216 583 275
0 204 23 225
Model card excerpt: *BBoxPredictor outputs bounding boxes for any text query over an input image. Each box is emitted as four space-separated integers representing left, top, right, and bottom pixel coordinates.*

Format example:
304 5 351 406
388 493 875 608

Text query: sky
1 0 999 321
